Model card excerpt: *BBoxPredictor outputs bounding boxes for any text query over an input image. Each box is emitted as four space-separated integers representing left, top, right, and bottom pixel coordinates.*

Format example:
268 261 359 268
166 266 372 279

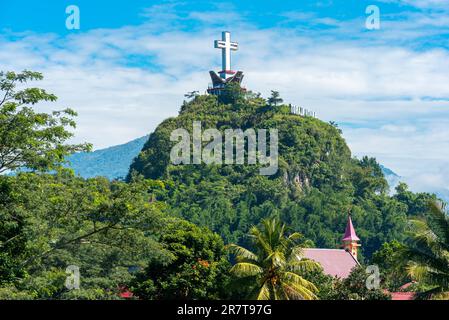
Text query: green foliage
394 182 437 216
218 82 245 105
0 286 35 300
372 240 409 290
128 93 413 259
228 217 320 300
184 91 200 100
0 170 170 298
1 70 440 300
398 201 449 299
130 219 230 300
267 90 283 106
333 266 391 300
299 268 340 300
350 156 388 198
0 70 91 173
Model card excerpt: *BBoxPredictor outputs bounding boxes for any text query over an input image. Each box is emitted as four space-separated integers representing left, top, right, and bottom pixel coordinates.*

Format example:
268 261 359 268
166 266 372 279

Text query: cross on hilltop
207 31 244 96
214 31 238 80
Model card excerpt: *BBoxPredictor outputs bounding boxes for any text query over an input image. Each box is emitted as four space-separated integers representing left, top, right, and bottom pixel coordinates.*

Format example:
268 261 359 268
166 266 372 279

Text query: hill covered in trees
128 89 436 260
62 133 401 186
1 71 444 300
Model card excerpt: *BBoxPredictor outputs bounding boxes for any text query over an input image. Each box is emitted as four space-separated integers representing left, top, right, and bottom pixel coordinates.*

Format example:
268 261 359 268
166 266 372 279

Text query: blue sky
0 1 394 32
1 0 449 198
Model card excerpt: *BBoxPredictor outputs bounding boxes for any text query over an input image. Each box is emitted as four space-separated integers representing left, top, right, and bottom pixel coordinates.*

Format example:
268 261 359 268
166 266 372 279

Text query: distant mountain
380 165 448 203
435 189 449 204
66 136 148 180
380 165 401 192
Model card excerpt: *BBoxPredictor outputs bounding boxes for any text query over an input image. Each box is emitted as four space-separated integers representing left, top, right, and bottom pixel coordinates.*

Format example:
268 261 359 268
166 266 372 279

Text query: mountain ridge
65 135 148 180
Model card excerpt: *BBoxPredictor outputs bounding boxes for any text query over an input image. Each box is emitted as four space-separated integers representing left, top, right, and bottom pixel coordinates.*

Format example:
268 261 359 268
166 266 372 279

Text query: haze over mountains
66 136 148 180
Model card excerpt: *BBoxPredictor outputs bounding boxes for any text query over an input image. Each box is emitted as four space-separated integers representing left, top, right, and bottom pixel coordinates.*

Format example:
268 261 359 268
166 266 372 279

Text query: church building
302 214 360 279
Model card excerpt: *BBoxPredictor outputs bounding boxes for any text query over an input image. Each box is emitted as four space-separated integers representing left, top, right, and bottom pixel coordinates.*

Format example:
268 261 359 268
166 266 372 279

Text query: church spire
342 214 360 242
342 213 360 260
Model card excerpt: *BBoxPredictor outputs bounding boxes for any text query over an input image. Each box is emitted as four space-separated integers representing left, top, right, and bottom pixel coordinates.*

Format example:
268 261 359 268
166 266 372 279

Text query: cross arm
214 40 226 48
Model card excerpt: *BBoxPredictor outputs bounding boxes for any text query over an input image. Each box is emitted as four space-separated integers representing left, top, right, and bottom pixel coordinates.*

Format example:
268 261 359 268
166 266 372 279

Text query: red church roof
302 248 359 279
386 282 416 300
118 286 134 299
390 292 415 300
342 215 360 242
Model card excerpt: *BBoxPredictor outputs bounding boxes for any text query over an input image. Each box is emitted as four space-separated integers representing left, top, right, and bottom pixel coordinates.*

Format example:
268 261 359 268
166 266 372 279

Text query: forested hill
128 90 436 260
62 131 398 186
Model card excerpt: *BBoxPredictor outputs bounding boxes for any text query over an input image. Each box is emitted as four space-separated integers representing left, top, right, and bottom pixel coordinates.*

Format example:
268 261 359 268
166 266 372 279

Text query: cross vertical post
214 31 239 79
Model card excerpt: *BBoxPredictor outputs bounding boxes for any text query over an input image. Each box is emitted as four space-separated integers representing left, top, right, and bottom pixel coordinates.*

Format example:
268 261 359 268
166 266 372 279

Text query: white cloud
0 4 448 197
379 0 449 10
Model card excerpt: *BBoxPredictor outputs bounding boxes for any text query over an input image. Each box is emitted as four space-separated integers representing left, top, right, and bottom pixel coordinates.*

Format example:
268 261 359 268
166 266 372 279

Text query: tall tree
0 70 91 173
372 240 409 290
0 171 168 297
400 201 449 299
219 82 244 105
130 219 230 300
267 91 283 107
228 217 319 300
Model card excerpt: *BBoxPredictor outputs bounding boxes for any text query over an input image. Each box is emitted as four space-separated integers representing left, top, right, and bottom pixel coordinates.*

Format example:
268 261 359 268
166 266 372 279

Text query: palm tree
400 201 449 299
228 217 320 300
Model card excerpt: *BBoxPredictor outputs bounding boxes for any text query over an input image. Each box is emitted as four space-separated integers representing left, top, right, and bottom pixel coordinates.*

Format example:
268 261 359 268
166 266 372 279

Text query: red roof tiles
390 292 415 300
302 248 359 279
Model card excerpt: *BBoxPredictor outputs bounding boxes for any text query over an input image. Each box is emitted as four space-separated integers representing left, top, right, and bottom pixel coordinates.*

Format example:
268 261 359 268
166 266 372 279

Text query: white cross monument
214 31 239 79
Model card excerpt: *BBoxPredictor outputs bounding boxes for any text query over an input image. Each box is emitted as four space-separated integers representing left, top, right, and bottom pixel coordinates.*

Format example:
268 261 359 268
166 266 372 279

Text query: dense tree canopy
128 93 424 260
0 171 170 299
1 70 446 300
0 71 91 173
130 219 230 300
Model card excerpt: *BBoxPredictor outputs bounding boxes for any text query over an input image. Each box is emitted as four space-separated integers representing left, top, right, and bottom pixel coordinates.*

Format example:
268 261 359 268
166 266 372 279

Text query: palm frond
428 201 449 250
265 250 286 268
290 245 304 258
402 246 448 275
230 262 263 277
281 281 317 300
255 282 270 300
288 232 303 242
400 202 449 297
250 226 272 256
289 259 322 273
227 244 259 262
228 217 320 301
282 271 318 293
406 263 429 282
